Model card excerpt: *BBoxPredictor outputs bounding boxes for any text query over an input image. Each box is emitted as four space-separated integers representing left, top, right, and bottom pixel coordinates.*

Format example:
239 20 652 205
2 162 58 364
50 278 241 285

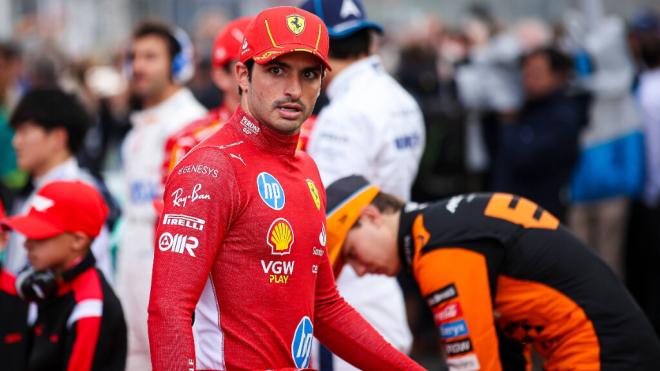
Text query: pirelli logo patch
425 284 458 308
445 339 473 356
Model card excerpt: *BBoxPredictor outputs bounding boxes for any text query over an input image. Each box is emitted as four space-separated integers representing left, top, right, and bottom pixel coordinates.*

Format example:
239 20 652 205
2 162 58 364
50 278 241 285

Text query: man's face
212 61 239 103
522 53 560 99
238 52 323 134
129 35 173 99
24 233 76 271
12 122 63 174
342 214 400 277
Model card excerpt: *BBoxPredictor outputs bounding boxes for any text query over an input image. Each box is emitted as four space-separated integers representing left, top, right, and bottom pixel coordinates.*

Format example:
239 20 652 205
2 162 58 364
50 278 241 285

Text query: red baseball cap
239 6 331 70
212 16 253 68
1 180 109 240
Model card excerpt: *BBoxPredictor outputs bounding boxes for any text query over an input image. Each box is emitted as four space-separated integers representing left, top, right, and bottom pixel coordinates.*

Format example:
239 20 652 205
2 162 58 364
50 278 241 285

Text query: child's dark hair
10 88 91 154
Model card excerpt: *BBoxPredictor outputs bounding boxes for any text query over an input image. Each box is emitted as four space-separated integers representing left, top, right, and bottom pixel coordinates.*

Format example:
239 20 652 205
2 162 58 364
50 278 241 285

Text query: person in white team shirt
302 0 425 369
5 88 114 283
117 20 205 370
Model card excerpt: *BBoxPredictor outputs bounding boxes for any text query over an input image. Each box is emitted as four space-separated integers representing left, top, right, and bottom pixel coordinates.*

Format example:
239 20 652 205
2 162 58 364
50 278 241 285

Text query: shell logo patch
267 218 294 255
306 179 321 210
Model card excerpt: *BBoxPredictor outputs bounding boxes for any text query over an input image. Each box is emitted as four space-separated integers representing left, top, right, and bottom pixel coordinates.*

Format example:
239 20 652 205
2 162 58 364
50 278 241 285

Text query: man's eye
270 66 282 75
303 70 319 80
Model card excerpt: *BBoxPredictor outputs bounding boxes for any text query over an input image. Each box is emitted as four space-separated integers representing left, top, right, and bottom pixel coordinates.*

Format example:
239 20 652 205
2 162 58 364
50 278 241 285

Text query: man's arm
313 255 424 370
415 247 503 371
148 149 240 370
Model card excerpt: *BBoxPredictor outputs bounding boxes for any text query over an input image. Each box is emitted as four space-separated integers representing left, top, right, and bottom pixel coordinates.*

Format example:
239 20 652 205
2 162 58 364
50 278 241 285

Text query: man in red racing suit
148 6 423 370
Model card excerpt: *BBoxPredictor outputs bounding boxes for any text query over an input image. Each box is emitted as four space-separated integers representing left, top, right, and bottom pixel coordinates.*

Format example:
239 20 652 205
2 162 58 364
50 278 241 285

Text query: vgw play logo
257 172 285 210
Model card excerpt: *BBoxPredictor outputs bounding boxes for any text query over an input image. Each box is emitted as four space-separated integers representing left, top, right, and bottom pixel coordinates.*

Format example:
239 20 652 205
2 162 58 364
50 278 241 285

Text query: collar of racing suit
397 205 419 273
227 106 301 157
60 252 96 284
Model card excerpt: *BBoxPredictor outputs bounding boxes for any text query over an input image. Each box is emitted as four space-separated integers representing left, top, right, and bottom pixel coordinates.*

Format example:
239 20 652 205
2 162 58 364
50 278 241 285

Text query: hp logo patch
291 316 313 368
257 172 285 210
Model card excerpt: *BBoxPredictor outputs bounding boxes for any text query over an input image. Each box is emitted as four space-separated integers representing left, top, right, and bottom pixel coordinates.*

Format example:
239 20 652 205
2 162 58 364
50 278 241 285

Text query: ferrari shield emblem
287 14 306 35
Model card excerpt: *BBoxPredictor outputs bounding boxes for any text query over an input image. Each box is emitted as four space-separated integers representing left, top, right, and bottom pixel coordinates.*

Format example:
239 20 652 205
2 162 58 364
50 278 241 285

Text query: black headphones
15 266 58 303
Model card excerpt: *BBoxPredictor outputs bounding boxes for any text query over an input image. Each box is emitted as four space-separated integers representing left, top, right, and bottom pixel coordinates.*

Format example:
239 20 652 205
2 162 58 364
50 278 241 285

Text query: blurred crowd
1 0 660 367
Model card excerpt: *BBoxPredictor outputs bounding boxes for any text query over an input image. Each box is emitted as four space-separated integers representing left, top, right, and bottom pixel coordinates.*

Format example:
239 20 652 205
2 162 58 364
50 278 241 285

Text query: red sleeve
67 316 102 371
148 148 241 370
160 132 180 187
66 270 104 371
313 255 424 370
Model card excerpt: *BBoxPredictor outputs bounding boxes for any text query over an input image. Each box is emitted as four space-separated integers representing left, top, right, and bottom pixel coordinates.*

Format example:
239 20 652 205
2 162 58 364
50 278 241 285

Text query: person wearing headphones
118 20 205 370
1 180 126 371
159 16 252 188
324 175 660 370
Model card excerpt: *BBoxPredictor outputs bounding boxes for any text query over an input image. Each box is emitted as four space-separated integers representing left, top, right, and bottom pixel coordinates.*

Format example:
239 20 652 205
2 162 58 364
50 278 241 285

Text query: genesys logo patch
162 214 205 231
445 339 473 356
177 164 219 177
425 283 458 308
267 218 294 255
158 232 198 257
433 302 463 324
440 319 469 340
291 316 313 368
257 172 285 210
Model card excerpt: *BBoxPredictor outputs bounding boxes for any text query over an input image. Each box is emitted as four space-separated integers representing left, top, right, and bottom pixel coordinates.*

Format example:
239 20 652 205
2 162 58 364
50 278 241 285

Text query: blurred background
1 0 660 369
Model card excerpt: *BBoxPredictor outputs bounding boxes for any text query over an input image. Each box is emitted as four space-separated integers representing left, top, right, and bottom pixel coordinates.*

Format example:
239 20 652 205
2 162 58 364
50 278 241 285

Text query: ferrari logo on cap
287 14 306 35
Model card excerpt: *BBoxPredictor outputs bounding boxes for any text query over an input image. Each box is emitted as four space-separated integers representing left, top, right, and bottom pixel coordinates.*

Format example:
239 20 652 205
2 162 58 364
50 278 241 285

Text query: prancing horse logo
286 14 306 35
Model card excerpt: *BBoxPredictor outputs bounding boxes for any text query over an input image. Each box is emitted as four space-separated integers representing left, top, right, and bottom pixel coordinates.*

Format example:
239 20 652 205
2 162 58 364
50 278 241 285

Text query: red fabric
240 6 331 70
67 266 103 371
0 269 17 295
160 106 232 187
149 107 421 370
212 17 253 68
1 180 108 239
296 115 316 152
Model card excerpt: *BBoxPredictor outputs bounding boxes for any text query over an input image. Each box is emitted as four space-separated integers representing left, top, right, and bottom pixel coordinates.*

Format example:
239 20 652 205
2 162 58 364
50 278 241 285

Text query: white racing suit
308 55 425 370
117 88 205 370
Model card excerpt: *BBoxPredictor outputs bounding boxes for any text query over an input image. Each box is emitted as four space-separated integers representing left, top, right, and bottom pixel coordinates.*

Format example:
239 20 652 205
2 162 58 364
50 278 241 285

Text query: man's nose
284 74 302 100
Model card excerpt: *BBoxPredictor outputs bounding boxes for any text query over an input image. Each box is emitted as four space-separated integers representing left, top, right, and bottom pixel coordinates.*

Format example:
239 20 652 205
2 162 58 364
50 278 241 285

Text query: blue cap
299 0 383 38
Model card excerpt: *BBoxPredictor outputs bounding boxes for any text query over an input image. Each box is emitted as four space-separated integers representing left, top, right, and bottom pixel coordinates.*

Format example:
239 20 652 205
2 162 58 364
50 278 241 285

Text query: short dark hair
371 192 405 213
329 29 371 60
132 20 181 63
640 35 660 68
10 88 91 154
238 59 255 95
521 46 574 77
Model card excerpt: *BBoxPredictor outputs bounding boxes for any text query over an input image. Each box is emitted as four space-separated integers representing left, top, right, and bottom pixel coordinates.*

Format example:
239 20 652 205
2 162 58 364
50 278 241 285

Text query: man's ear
360 204 383 226
70 231 91 253
235 62 250 94
49 127 69 153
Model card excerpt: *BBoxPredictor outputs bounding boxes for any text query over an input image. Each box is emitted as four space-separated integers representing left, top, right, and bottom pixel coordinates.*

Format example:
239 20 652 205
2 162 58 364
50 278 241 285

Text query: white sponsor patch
446 195 464 214
171 183 211 207
32 195 55 212
162 214 206 231
158 232 199 257
446 354 480 371
240 116 260 135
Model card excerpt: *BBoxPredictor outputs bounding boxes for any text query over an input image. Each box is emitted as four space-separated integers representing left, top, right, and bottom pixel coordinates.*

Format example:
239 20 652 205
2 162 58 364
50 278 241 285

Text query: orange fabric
483 193 559 230
414 247 502 371
496 275 600 370
325 185 379 271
